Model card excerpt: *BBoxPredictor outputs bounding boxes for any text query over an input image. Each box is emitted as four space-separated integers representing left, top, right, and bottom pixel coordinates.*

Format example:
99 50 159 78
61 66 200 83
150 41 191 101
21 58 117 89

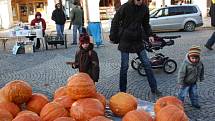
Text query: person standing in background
205 0 215 50
30 12 46 49
69 2 84 45
109 0 162 95
51 3 66 41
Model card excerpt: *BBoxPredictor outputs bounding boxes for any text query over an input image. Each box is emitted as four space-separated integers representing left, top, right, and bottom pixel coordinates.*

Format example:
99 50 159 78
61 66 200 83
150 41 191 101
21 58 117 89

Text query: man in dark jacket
69 2 84 45
30 12 46 49
51 3 66 40
205 0 215 50
109 0 162 95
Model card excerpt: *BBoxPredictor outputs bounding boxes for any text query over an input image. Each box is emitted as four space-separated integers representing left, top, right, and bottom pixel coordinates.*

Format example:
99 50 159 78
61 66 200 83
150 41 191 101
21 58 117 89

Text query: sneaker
151 89 162 96
71 43 77 45
192 104 201 109
204 45 213 50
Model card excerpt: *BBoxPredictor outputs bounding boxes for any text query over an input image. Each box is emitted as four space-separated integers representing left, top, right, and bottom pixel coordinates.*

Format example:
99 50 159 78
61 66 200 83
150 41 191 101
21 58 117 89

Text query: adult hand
149 36 154 43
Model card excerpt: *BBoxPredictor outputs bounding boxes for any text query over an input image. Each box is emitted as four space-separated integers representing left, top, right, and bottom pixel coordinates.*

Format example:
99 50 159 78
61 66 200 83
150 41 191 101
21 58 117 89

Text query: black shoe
71 43 77 45
192 104 201 109
205 45 213 50
151 89 162 96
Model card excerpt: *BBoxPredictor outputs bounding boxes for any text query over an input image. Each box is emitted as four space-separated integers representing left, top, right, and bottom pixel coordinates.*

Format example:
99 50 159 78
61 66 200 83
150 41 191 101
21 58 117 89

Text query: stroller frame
131 35 181 76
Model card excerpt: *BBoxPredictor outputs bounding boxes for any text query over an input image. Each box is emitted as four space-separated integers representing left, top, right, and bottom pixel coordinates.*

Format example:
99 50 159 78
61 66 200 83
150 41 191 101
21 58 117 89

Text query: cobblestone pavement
0 28 215 121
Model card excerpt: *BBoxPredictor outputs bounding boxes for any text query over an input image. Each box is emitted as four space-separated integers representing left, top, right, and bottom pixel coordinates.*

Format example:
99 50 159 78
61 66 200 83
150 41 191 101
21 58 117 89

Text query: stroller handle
161 35 181 39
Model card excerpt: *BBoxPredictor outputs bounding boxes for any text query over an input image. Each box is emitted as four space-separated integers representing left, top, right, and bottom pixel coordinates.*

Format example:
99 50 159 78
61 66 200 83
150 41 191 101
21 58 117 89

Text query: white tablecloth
13 29 43 38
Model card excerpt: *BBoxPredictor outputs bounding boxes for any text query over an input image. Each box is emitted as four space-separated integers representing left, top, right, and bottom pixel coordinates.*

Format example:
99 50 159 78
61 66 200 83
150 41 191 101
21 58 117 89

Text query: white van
150 4 203 32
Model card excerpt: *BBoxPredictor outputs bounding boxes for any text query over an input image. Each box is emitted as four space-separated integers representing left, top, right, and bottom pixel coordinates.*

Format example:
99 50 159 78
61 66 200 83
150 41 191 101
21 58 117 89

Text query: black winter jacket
51 6 66 25
109 2 153 53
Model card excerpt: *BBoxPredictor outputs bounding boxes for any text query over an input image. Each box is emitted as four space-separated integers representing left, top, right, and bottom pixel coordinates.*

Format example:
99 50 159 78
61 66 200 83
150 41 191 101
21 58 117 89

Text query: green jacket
70 5 83 26
178 54 204 85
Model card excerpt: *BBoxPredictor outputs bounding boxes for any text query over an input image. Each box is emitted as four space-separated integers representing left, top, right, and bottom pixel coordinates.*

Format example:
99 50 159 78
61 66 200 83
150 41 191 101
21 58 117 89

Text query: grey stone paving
0 28 215 121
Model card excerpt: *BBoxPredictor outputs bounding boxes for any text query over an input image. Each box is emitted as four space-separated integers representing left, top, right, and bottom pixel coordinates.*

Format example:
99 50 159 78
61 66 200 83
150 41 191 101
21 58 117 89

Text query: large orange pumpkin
93 92 106 108
155 105 188 121
0 109 13 121
53 95 75 111
53 117 76 121
1 80 32 104
40 102 69 121
0 102 20 118
26 93 49 114
66 73 96 100
12 111 42 121
109 92 138 117
122 110 153 121
70 98 105 121
89 116 113 121
154 96 183 114
54 86 68 99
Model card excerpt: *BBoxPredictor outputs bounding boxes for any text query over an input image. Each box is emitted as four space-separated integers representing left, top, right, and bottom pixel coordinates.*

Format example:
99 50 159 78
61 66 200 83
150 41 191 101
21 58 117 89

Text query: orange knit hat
188 45 201 56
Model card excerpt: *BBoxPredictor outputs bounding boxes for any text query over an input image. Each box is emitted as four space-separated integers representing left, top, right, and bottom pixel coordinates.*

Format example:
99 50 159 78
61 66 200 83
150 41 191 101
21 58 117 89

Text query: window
169 7 184 16
183 6 198 14
154 8 169 17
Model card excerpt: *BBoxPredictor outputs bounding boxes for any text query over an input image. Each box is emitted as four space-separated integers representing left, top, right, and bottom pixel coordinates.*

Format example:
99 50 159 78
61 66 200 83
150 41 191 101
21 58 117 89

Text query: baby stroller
131 35 181 76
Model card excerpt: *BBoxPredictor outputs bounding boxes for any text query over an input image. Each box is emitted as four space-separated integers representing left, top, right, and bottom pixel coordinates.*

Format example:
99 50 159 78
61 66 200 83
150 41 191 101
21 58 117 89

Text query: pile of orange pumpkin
0 72 189 121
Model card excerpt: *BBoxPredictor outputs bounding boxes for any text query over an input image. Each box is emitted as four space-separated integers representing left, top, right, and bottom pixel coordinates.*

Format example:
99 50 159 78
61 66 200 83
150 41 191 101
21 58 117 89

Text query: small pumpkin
53 117 76 121
54 86 68 99
66 73 96 100
0 102 20 117
122 110 153 121
154 96 183 114
89 116 113 121
70 98 105 121
1 80 32 104
12 110 42 121
53 95 75 111
155 105 188 121
0 109 13 121
109 92 137 117
26 93 49 114
40 102 69 121
93 92 106 108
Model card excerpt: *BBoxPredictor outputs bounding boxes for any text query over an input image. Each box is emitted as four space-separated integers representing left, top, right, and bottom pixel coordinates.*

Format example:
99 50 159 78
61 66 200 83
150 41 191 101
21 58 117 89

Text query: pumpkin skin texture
53 95 75 111
122 110 153 121
0 109 13 121
89 116 113 121
154 96 183 114
66 73 96 100
54 86 68 99
26 93 49 114
40 102 69 121
2 80 32 104
53 117 76 121
12 111 42 121
109 92 138 117
0 102 21 118
93 92 106 108
155 105 188 121
70 98 105 121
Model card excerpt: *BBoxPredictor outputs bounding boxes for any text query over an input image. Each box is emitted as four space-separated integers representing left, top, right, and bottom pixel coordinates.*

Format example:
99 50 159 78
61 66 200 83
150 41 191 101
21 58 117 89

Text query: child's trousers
178 83 199 106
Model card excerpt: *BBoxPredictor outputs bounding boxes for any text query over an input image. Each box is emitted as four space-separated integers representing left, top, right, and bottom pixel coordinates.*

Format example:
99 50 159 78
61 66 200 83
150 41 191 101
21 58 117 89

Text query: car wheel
184 21 195 32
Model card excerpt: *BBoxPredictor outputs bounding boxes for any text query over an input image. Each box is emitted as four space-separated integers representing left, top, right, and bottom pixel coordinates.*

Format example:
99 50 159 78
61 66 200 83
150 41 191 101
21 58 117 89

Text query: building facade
0 0 211 29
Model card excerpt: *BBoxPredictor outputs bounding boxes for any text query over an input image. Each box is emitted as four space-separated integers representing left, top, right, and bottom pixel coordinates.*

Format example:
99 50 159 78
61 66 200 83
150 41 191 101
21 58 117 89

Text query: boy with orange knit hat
177 45 204 109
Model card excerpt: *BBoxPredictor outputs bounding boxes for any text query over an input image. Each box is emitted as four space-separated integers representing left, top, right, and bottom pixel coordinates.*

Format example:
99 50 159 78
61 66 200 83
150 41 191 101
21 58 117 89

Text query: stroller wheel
138 63 146 76
131 57 141 70
163 59 177 74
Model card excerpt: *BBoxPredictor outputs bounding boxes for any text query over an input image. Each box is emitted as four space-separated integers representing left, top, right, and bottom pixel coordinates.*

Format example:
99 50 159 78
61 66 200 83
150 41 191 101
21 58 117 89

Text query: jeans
56 24 64 40
178 84 199 106
72 25 82 44
119 49 157 92
205 31 215 47
88 22 103 46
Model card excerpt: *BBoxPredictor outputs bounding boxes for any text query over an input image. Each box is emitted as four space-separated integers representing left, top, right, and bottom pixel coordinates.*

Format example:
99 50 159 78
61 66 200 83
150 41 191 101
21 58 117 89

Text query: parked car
150 4 203 32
